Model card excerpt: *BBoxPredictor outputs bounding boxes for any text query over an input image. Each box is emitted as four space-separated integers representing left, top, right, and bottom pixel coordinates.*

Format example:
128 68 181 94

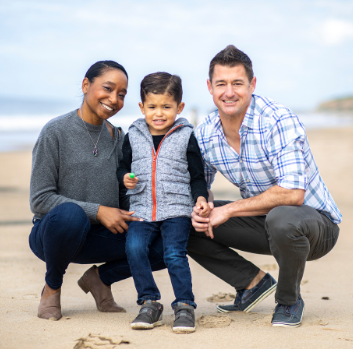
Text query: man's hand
206 205 232 239
97 205 143 234
123 173 138 189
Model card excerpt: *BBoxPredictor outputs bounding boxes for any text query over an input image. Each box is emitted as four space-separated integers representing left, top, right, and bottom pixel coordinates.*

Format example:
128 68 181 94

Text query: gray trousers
187 201 339 305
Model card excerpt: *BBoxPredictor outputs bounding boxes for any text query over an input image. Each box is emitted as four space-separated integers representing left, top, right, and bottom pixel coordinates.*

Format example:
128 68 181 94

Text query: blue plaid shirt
195 94 342 224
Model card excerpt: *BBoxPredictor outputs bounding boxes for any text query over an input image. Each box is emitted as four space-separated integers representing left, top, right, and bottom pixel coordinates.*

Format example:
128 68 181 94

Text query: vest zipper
151 125 182 221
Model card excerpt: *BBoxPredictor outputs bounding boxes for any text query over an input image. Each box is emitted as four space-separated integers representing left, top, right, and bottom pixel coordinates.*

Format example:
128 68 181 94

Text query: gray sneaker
271 295 305 327
172 303 195 333
131 301 163 330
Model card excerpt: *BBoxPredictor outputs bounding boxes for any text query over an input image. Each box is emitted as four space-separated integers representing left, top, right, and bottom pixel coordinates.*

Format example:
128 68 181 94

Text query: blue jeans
126 217 196 309
29 202 166 290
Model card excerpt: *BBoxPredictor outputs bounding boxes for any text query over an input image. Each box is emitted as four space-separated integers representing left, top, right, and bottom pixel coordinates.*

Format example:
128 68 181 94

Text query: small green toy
129 173 135 179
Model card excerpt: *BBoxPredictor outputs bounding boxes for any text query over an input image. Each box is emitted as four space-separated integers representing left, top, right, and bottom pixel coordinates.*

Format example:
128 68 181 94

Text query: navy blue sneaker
271 295 305 327
217 273 277 313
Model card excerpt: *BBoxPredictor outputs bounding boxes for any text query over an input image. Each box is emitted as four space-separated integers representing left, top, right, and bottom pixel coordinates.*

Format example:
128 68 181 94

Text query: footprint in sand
74 334 129 349
197 315 232 328
206 292 236 303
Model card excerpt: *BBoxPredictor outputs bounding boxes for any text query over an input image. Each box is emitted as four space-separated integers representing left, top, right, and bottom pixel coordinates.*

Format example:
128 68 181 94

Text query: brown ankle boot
78 265 126 313
38 287 62 321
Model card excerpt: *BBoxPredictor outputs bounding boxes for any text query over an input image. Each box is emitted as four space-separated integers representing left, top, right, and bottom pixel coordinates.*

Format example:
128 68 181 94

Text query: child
117 72 210 333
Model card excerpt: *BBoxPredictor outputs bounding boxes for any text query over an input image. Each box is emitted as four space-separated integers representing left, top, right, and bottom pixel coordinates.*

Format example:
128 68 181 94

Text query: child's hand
196 197 211 217
123 173 139 189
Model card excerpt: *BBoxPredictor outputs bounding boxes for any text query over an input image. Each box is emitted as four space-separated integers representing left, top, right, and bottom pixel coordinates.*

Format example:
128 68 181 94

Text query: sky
1 0 353 115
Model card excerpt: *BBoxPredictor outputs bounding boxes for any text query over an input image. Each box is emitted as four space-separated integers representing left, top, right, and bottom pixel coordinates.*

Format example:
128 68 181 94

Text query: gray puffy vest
127 117 194 222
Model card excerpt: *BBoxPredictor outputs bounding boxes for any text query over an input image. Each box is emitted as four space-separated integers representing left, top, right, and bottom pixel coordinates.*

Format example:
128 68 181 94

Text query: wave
0 111 198 133
1 112 352 152
0 114 142 132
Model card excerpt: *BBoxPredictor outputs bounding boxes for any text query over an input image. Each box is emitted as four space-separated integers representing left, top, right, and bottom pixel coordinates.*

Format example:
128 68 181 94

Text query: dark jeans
187 201 339 306
126 217 196 308
29 202 166 290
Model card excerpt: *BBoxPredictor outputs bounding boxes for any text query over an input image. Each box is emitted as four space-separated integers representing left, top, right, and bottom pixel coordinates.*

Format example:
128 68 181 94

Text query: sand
0 127 353 349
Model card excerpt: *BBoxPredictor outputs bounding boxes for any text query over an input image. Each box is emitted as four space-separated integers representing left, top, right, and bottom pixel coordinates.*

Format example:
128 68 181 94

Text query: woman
29 61 165 321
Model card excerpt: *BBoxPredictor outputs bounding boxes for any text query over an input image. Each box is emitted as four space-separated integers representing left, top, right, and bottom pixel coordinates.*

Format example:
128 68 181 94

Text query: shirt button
247 179 250 182
240 159 243 163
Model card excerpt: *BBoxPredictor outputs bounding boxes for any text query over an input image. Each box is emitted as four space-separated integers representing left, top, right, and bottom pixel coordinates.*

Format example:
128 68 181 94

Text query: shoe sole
271 304 305 328
172 326 196 333
217 282 278 314
131 320 163 330
38 314 62 321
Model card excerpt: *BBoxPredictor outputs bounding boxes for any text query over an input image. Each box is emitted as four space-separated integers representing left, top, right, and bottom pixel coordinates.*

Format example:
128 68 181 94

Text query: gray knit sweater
30 110 125 224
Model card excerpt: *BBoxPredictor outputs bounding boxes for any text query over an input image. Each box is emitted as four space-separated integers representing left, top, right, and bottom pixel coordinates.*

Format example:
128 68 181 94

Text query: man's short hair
209 45 254 83
140 72 183 105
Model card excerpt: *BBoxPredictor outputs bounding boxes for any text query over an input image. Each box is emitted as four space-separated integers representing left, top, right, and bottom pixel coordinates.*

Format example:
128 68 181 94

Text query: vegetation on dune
317 96 353 112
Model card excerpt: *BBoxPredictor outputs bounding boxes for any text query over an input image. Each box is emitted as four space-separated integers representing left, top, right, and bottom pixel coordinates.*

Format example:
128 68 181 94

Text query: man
187 45 341 327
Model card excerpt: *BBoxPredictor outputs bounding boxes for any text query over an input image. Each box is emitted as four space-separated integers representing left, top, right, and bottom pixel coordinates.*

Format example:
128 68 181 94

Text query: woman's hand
123 173 138 189
96 205 142 234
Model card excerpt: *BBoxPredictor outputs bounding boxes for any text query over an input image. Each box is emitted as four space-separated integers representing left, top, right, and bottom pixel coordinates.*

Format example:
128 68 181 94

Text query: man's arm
212 185 304 225
192 186 304 236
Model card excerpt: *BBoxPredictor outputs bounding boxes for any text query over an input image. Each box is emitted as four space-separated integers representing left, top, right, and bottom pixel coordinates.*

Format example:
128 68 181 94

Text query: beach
0 126 352 349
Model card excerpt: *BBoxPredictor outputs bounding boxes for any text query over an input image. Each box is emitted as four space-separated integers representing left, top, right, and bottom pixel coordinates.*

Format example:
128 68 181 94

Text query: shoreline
1 112 353 153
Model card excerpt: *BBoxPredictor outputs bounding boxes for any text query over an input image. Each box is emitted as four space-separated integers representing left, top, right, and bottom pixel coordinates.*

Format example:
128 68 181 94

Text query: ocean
1 97 353 152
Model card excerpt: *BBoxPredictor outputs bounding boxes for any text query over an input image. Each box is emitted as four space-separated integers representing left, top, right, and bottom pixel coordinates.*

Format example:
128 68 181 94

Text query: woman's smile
100 102 115 112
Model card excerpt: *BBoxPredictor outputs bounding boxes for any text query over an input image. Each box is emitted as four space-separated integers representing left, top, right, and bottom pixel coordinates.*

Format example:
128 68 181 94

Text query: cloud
319 19 353 45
